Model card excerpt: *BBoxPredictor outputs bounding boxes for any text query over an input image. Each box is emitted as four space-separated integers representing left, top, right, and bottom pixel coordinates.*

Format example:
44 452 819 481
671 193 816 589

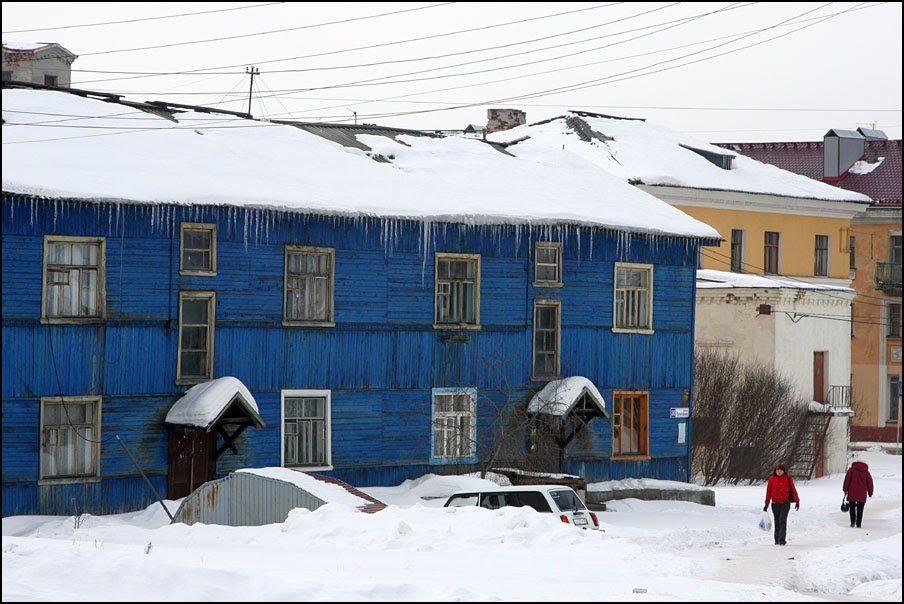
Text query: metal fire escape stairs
787 411 832 480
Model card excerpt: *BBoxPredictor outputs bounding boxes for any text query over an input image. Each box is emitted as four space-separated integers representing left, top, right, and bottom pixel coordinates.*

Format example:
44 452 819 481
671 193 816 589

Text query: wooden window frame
534 242 563 287
283 246 336 327
179 222 217 276
281 389 332 470
532 299 561 380
39 396 101 482
177 291 215 385
764 231 781 275
814 234 830 277
434 253 481 330
611 390 650 459
41 236 106 324
430 387 477 464
888 302 901 338
612 262 654 334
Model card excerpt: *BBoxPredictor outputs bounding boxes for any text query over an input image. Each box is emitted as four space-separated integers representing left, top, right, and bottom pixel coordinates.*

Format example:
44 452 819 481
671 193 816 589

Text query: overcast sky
3 2 901 141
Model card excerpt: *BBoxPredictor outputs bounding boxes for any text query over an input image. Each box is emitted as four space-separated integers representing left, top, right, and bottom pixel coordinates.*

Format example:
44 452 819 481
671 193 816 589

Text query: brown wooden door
168 427 216 499
813 352 825 403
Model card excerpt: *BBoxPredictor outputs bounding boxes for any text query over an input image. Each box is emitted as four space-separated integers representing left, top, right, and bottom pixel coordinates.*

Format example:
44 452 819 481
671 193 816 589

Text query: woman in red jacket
763 463 800 545
843 458 874 528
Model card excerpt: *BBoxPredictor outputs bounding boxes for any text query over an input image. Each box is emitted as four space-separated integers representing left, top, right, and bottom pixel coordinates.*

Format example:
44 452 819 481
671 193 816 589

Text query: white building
2 42 77 87
695 269 855 476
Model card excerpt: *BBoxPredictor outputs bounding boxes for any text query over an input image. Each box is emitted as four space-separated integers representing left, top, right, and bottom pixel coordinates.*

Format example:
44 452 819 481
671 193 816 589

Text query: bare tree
692 349 808 485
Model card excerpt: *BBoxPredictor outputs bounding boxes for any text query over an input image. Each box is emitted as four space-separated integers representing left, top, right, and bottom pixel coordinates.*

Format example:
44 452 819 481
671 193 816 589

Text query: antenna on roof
245 66 259 117
348 109 357 125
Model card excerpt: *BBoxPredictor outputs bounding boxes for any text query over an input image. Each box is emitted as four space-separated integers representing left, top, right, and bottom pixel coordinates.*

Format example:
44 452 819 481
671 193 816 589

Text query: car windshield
548 489 586 512
445 494 479 507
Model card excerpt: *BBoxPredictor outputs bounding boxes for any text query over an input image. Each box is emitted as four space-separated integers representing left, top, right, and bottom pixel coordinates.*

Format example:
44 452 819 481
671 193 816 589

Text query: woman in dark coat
764 464 800 545
843 459 874 528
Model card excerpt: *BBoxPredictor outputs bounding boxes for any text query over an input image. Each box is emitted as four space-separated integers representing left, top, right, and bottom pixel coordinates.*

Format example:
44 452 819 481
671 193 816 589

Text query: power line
74 2 625 84
2 2 285 34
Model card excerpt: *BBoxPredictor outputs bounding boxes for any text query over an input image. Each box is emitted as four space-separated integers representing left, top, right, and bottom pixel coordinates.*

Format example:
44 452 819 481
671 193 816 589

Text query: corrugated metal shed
172 470 386 526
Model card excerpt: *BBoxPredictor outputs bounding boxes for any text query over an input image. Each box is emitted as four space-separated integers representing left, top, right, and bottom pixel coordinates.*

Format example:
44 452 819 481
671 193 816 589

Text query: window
533 300 560 379
2 71 12 82
180 223 216 275
285 246 334 324
40 397 100 479
534 242 562 286
282 390 331 468
892 235 902 264
850 235 856 271
432 388 476 462
814 235 829 276
889 376 900 422
435 254 480 327
177 292 215 383
730 229 744 273
43 74 58 87
42 237 104 320
889 303 901 338
613 263 653 332
612 391 649 457
764 231 780 274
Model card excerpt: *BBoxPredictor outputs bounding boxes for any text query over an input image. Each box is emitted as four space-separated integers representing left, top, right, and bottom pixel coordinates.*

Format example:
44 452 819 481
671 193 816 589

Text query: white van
443 484 600 530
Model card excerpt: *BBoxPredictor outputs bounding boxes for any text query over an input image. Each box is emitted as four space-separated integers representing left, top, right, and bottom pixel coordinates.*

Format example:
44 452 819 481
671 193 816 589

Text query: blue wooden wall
2 195 703 516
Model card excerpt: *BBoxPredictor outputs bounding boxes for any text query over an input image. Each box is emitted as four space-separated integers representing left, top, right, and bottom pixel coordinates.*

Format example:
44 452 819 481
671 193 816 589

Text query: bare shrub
692 349 808 485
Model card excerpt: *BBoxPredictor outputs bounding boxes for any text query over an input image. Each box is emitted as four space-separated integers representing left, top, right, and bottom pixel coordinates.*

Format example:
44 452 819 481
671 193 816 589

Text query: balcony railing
826 385 851 410
876 262 902 292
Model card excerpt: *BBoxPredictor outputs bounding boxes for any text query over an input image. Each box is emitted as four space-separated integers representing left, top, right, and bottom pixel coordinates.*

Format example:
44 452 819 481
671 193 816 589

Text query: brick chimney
486 108 526 134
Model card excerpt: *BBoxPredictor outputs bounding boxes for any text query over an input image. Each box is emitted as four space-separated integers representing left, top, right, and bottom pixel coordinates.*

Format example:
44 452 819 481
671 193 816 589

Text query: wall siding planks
3 195 703 515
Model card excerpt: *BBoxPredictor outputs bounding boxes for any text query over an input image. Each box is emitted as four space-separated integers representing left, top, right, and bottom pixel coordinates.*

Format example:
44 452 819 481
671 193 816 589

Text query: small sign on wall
670 407 690 419
678 422 686 444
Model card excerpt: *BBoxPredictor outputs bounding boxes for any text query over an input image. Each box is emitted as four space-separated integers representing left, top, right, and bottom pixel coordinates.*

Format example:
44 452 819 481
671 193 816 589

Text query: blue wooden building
1 85 720 516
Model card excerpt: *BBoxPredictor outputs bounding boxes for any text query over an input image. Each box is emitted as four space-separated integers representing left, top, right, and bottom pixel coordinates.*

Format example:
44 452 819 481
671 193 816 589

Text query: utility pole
246 66 259 117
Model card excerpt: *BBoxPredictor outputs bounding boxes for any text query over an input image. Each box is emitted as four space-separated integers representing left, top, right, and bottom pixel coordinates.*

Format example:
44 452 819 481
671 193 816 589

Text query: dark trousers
771 501 791 544
849 501 866 527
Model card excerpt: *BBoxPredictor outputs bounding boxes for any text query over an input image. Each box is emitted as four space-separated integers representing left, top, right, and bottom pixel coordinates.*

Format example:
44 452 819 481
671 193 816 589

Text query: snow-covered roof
2 42 76 56
0 89 720 240
696 269 854 292
165 376 264 429
489 112 872 203
235 468 371 508
527 377 607 417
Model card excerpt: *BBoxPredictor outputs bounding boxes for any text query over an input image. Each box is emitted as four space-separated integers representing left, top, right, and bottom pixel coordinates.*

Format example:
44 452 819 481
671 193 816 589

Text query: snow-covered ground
2 447 900 602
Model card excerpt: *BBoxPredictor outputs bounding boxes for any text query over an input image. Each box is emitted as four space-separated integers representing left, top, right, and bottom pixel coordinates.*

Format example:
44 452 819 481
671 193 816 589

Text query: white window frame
532 299 561 380
284 246 335 327
431 387 477 464
179 222 217 276
281 389 332 470
612 262 654 334
177 291 215 384
814 234 830 277
39 396 101 482
434 253 481 330
41 236 105 323
534 242 563 287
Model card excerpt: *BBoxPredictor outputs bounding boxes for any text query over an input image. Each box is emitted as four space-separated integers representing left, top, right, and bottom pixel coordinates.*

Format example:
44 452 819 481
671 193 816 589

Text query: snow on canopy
696 269 854 292
165 376 263 429
490 112 872 204
527 377 607 417
0 89 720 240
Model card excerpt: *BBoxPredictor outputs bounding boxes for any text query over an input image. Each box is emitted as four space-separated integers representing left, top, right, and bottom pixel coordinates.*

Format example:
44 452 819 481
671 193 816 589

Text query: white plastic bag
758 511 772 531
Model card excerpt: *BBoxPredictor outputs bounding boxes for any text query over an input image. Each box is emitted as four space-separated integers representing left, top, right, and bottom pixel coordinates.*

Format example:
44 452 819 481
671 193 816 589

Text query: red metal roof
717 139 901 207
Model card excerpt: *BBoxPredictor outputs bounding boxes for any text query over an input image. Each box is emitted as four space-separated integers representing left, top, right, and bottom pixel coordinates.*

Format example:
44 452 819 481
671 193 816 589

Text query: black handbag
841 496 850 513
